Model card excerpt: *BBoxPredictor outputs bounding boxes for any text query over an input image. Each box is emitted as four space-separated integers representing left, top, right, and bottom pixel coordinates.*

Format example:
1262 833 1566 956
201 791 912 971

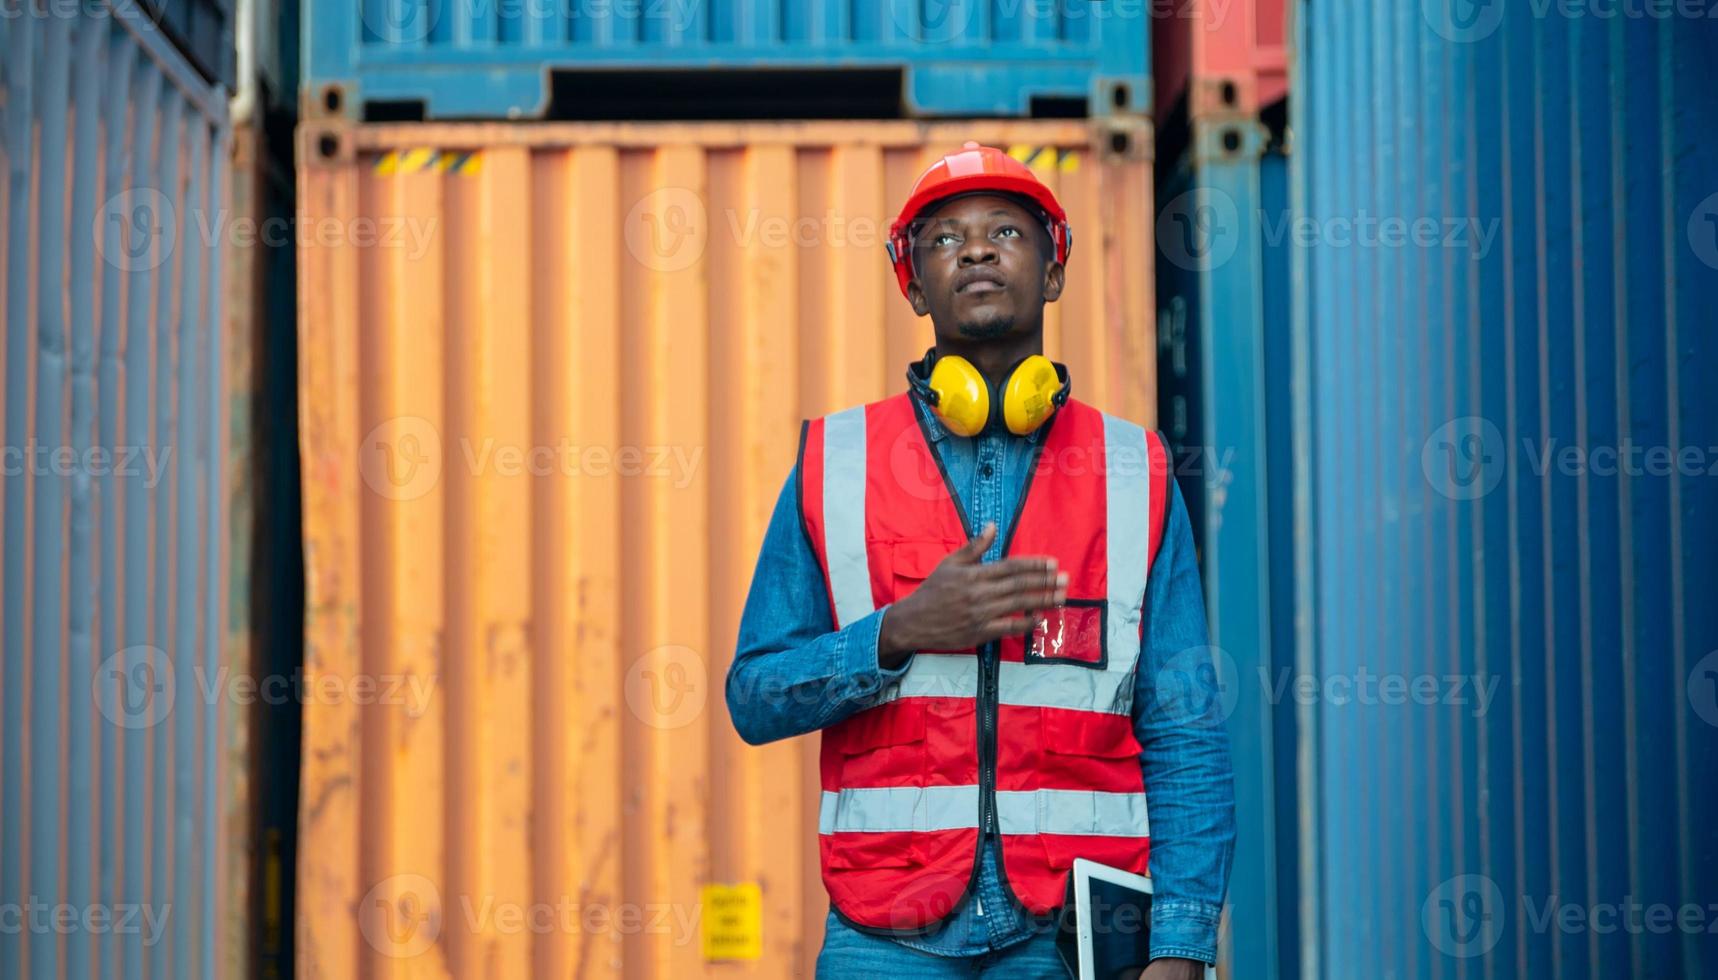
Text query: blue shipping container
1289 4 1718 980
1 3 235 978
1155 114 1299 979
302 0 1148 120
138 0 238 88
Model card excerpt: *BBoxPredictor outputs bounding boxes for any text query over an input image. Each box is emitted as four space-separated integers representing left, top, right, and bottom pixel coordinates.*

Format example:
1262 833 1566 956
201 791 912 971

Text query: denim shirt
726 396 1236 964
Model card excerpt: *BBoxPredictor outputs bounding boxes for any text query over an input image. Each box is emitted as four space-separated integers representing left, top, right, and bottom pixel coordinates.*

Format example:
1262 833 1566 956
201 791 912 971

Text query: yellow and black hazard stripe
1006 145 1081 175
373 148 484 176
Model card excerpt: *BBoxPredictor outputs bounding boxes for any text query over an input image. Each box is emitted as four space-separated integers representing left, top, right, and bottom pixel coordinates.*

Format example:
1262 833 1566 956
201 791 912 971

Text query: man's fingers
969 556 1060 586
975 616 1034 643
975 565 1066 604
973 586 1065 623
972 565 1067 614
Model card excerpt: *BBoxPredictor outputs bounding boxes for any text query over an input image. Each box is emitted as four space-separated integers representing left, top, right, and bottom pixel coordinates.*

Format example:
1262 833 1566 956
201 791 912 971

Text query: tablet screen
1057 859 1153 979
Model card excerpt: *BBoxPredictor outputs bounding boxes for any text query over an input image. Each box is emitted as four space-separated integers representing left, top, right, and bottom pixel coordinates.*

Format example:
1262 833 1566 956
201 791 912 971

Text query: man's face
904 193 1064 342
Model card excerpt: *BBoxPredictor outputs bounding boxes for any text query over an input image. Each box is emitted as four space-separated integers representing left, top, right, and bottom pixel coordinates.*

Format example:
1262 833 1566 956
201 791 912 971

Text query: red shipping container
1153 0 1289 120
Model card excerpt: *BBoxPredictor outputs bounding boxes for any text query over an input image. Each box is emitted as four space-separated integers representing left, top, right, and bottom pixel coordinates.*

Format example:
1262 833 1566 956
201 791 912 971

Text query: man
727 142 1235 979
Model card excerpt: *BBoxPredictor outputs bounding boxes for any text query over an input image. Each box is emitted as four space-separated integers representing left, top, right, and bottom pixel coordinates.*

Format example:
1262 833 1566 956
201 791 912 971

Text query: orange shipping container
294 119 1156 980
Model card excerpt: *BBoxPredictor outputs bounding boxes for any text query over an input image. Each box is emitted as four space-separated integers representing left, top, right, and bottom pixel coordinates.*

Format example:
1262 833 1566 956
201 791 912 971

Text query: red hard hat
885 141 1072 298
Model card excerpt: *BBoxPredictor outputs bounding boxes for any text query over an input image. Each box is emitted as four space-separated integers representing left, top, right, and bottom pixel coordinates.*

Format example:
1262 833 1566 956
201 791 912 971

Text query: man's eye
997 226 1022 238
932 233 960 246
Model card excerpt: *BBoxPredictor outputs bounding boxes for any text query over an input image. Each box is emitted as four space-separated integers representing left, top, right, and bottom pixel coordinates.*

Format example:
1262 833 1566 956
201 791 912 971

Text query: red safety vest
798 391 1171 932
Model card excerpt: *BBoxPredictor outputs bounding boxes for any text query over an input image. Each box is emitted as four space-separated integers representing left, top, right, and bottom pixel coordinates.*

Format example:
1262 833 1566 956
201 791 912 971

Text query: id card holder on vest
1025 600 1108 669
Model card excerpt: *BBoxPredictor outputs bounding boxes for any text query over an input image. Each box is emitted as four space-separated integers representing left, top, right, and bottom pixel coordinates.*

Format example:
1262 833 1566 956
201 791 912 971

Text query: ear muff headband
906 349 1070 437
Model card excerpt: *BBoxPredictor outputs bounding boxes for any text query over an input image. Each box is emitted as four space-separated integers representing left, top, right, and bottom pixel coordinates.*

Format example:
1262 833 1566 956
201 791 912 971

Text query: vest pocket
889 540 982 655
831 701 930 791
1039 708 1142 760
824 827 922 869
835 699 928 753
1037 833 1151 873
1032 714 1150 877
887 539 955 598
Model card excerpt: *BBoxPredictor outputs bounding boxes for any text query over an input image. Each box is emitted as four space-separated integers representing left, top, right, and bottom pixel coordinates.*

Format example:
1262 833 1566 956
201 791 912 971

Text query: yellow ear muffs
999 354 1063 436
926 354 991 437
913 349 1070 437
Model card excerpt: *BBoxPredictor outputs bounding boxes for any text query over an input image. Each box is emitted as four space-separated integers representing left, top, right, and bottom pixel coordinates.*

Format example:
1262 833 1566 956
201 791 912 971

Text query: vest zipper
980 639 999 835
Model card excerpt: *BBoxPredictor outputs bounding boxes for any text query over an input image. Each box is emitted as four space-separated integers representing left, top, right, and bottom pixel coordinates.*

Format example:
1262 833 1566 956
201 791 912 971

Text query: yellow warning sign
701 882 762 961
373 149 483 176
1006 145 1080 176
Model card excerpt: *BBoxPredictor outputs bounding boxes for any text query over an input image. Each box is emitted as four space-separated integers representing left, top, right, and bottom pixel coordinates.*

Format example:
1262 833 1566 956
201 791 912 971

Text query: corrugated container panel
294 118 1155 979
1154 117 1296 978
1290 4 1718 979
1 4 243 980
300 0 1148 121
1152 0 1288 121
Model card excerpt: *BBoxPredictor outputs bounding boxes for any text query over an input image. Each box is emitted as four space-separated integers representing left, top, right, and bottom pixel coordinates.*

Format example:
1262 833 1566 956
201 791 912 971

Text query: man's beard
956 314 1015 339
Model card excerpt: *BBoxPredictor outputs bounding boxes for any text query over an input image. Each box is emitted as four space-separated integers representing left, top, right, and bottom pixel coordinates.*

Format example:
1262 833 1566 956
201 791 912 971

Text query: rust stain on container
295 120 1157 979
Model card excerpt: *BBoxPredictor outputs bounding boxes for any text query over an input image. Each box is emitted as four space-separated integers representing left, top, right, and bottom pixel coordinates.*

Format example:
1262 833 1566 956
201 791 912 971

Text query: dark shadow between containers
550 68 904 119
359 69 1091 122
243 101 305 980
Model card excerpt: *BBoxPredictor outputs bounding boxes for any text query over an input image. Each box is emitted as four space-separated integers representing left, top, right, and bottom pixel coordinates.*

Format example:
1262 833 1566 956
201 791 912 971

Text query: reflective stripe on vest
874 653 1133 714
822 405 874 627
819 786 1150 837
1101 412 1152 694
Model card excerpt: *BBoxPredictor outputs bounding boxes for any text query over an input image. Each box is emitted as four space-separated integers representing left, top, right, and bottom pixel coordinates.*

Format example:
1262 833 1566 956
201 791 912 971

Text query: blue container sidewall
1 9 232 979
136 0 237 89
1155 138 1296 976
1289 4 1718 978
302 0 1148 118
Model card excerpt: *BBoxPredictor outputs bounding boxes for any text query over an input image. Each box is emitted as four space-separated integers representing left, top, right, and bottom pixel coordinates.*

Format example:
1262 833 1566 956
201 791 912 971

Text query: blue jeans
815 909 1069 979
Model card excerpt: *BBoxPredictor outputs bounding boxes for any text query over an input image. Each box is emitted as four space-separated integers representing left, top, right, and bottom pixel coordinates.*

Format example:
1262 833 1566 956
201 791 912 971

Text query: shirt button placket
978 437 1001 553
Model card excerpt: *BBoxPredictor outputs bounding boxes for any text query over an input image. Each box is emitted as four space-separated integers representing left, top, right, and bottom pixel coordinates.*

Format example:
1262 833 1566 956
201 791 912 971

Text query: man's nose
958 239 997 265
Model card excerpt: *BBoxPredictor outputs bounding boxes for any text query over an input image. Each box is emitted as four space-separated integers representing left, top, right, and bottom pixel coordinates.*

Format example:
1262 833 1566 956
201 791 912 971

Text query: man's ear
1042 261 1066 303
906 278 932 317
